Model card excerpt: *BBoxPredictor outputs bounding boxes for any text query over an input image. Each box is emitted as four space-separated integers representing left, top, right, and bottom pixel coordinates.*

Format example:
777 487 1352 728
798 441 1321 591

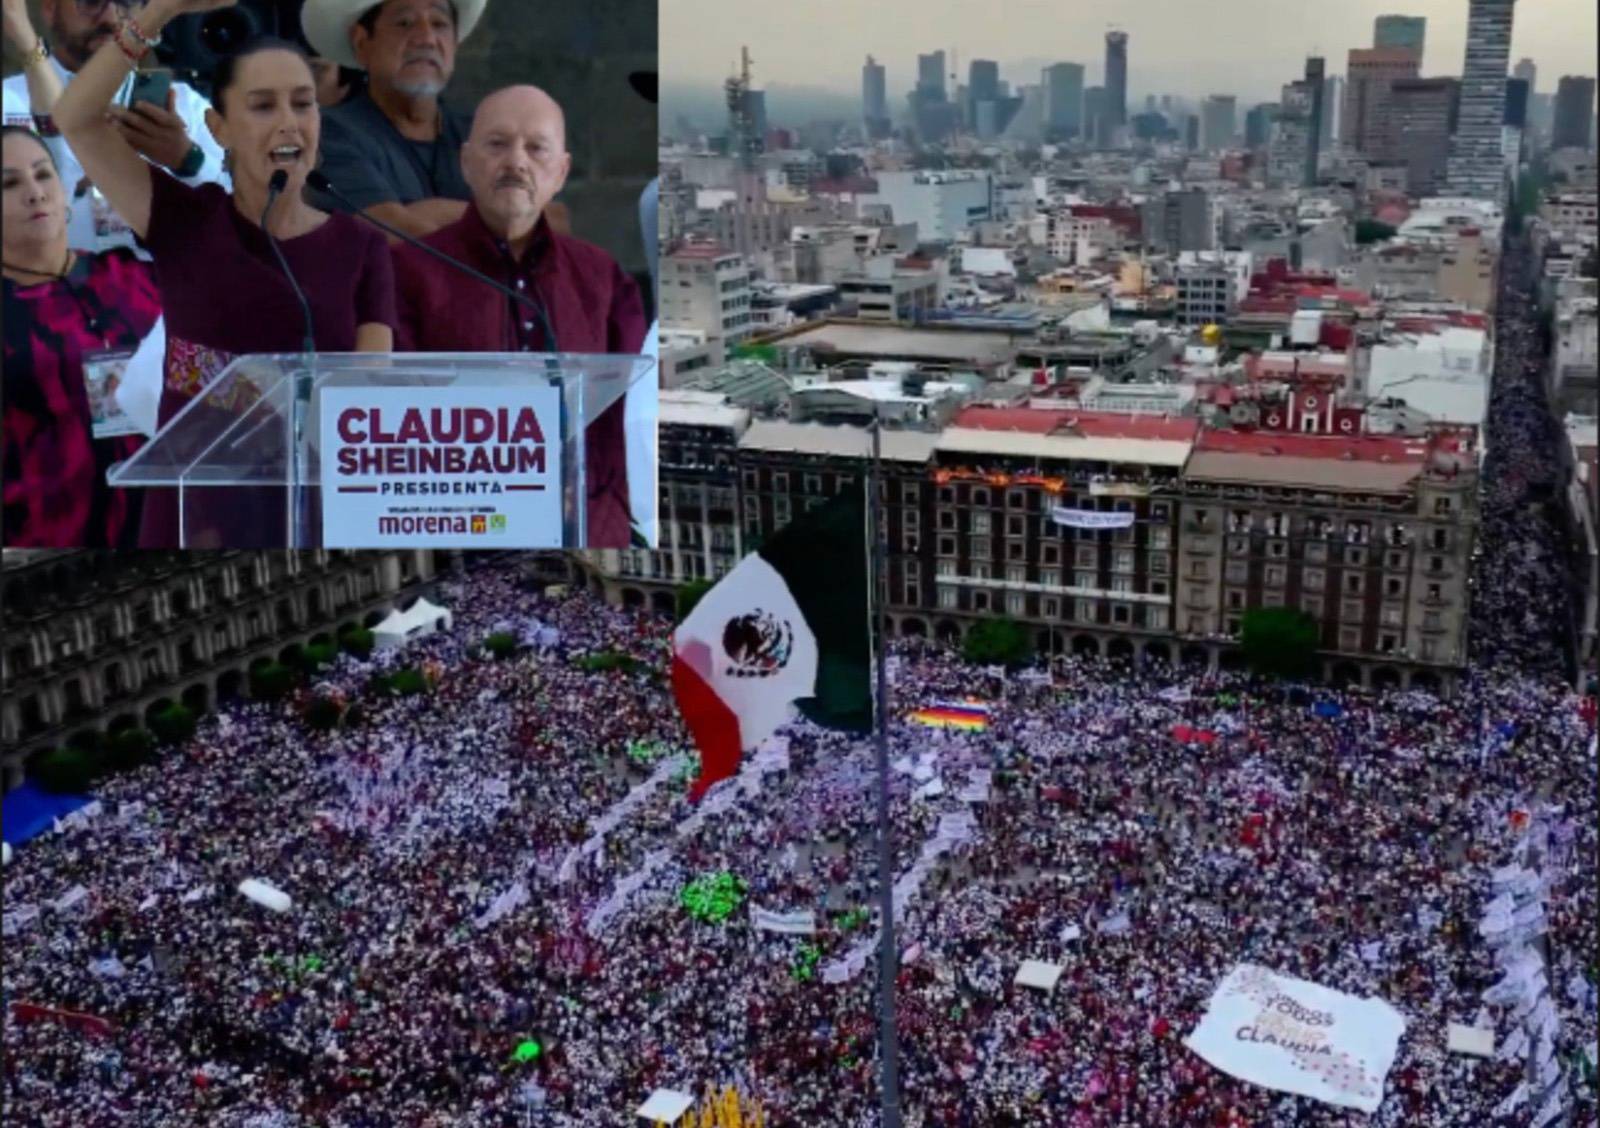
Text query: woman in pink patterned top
54 0 395 546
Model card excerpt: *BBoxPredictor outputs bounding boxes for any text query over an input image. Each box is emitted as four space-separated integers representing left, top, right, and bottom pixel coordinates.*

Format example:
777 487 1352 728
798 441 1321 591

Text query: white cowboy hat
301 0 489 71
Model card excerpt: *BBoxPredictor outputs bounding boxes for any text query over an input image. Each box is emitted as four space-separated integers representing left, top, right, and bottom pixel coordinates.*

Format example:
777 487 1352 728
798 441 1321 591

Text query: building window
804 474 821 495
1043 597 1059 618
1114 550 1135 572
938 486 955 504
939 509 956 530
1379 633 1399 653
1345 547 1365 567
1227 589 1244 609
1341 599 1364 622
1386 551 1405 570
1381 605 1404 627
902 482 921 504
774 498 791 525
1302 595 1323 618
1187 615 1206 633
1112 576 1133 593
972 487 989 506
1148 608 1168 630
1190 560 1209 579
1305 542 1327 563
1076 570 1097 589
938 536 956 556
1112 603 1132 624
1421 638 1438 660
1340 627 1361 651
1428 556 1445 574
1150 579 1168 596
938 587 958 609
1007 515 1025 536
1228 536 1249 556
1150 502 1170 520
974 591 991 612
1076 546 1097 568
1225 617 1241 637
1077 599 1096 621
1433 496 1452 515
1006 565 1027 584
973 562 992 580
1265 565 1286 587
1007 541 1026 561
773 471 789 492
1042 543 1060 565
1430 528 1449 550
1263 590 1285 608
1384 577 1404 597
1345 573 1363 594
1304 568 1325 591
1150 527 1171 549
742 468 759 491
1148 552 1169 574
1426 583 1443 602
937 559 956 577
1041 568 1061 587
1225 560 1248 584
973 512 992 535
970 536 991 558
1007 489 1025 509
1007 592 1026 616
904 510 921 532
1267 541 1286 558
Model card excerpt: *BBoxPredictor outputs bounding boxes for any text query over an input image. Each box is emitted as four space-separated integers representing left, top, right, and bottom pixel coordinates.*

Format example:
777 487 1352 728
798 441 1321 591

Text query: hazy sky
663 0 1597 105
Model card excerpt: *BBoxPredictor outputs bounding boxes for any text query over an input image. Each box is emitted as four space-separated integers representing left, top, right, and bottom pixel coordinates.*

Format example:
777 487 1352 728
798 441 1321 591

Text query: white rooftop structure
936 428 1194 467
1366 324 1492 426
959 246 1017 277
635 1089 695 1123
658 389 751 431
740 420 941 462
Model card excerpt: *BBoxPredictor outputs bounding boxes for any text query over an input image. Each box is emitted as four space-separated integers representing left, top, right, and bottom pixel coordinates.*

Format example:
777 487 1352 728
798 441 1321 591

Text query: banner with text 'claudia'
1184 964 1406 1113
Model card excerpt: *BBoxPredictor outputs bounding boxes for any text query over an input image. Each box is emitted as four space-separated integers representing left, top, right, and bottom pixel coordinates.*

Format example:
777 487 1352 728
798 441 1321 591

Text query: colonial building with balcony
0 550 443 789
1175 427 1478 691
920 407 1198 661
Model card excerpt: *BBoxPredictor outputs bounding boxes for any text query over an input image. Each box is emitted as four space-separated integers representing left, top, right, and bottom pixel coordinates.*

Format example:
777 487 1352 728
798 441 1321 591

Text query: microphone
263 169 316 356
307 169 558 353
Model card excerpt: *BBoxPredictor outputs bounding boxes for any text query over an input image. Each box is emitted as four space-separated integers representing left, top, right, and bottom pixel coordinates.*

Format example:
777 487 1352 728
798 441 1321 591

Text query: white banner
1050 507 1135 530
750 906 817 935
1185 964 1407 1114
320 385 563 548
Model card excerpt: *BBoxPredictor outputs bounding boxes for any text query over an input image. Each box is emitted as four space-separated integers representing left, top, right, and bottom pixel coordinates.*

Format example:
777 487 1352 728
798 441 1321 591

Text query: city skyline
663 0 1597 109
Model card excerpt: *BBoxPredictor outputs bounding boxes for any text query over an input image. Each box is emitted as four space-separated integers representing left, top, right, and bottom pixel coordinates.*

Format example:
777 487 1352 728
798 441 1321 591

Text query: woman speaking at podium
53 0 395 547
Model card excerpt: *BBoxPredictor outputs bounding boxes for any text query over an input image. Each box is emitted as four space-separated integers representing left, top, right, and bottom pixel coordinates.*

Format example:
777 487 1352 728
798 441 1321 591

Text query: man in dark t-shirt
302 0 486 240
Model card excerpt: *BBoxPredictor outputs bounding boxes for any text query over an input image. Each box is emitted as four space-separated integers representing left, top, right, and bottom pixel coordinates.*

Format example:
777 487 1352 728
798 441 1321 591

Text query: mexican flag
672 485 873 800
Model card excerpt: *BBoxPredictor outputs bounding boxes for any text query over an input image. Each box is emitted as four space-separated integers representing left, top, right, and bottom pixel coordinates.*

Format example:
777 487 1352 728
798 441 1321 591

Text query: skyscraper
968 58 1000 130
1553 76 1596 150
1504 78 1529 129
1041 62 1085 140
1373 14 1427 58
1303 56 1326 186
1271 82 1314 186
1104 31 1129 135
1084 85 1109 147
1343 47 1422 155
1513 57 1537 95
1446 0 1516 201
862 56 889 138
1322 75 1343 144
1201 94 1237 150
917 51 946 98
1386 78 1460 195
1245 102 1278 149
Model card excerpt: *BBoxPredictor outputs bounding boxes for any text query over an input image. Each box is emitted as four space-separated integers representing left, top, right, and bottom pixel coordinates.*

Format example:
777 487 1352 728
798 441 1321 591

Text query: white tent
635 1089 694 1123
238 878 293 914
1015 959 1065 992
372 597 453 651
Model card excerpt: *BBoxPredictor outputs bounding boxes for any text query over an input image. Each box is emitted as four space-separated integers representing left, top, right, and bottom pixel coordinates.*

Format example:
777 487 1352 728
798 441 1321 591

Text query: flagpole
867 404 904 1128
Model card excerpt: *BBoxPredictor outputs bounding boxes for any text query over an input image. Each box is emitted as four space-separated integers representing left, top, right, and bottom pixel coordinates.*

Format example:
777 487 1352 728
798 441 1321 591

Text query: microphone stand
262 169 318 547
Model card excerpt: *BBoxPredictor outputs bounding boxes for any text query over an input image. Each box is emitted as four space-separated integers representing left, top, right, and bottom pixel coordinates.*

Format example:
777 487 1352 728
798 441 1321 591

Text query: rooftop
738 420 941 463
659 390 751 431
1187 430 1432 493
768 321 1023 366
952 405 1201 442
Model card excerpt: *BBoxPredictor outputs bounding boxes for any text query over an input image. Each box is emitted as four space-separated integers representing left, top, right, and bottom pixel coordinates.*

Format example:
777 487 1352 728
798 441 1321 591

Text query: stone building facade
0 550 443 789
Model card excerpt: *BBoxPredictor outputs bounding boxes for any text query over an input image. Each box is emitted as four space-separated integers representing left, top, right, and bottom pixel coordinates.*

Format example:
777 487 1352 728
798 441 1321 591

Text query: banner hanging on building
1050 507 1135 529
1185 964 1407 1113
321 386 562 548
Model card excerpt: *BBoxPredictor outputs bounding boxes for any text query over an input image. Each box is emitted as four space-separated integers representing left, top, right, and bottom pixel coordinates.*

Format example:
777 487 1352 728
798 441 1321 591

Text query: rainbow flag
907 701 991 730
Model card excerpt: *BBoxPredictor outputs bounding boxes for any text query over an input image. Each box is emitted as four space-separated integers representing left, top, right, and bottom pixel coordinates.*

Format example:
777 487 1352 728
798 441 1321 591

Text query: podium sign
320 385 563 547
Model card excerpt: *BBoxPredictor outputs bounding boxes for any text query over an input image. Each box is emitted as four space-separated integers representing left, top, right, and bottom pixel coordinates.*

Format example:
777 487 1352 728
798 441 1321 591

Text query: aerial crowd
2 234 1595 1126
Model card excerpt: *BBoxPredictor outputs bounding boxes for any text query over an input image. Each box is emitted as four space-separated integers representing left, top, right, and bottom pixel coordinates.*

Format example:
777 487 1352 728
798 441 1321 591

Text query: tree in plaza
108 728 158 772
483 632 519 659
962 617 1034 668
676 579 714 623
338 625 375 660
1353 219 1396 245
305 697 344 731
1239 607 1321 679
250 661 296 701
148 702 198 746
28 746 100 794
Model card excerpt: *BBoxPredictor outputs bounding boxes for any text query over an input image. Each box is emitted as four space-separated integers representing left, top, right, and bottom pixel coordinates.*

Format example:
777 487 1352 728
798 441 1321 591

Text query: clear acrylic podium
107 352 655 548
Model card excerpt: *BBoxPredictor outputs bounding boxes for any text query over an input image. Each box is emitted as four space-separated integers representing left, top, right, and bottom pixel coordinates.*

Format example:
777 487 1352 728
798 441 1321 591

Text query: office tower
1446 0 1516 201
743 89 768 148
863 56 889 138
1303 56 1325 185
1386 78 1460 195
1245 102 1278 149
1084 85 1109 147
917 51 946 98
1513 57 1537 95
1271 83 1313 185
1553 76 1597 150
1504 78 1529 128
1185 114 1200 150
1105 31 1129 132
1322 75 1343 144
1373 14 1426 58
1343 48 1421 154
968 58 1000 129
1041 62 1085 139
1201 94 1237 150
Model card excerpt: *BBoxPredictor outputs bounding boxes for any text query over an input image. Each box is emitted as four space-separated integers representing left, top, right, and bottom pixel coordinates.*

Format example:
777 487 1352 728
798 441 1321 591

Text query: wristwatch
20 38 51 68
175 142 206 179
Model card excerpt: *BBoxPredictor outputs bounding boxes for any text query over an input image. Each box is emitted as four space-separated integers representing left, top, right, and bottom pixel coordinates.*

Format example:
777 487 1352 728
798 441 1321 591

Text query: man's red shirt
393 206 647 548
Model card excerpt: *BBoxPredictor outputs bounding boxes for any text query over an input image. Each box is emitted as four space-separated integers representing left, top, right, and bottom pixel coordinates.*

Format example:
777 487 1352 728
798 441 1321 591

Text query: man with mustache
302 0 480 240
392 85 646 548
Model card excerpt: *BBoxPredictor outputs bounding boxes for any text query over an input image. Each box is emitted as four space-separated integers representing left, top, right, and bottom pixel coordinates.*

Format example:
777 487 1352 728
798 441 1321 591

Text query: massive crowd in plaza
3 235 1595 1127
